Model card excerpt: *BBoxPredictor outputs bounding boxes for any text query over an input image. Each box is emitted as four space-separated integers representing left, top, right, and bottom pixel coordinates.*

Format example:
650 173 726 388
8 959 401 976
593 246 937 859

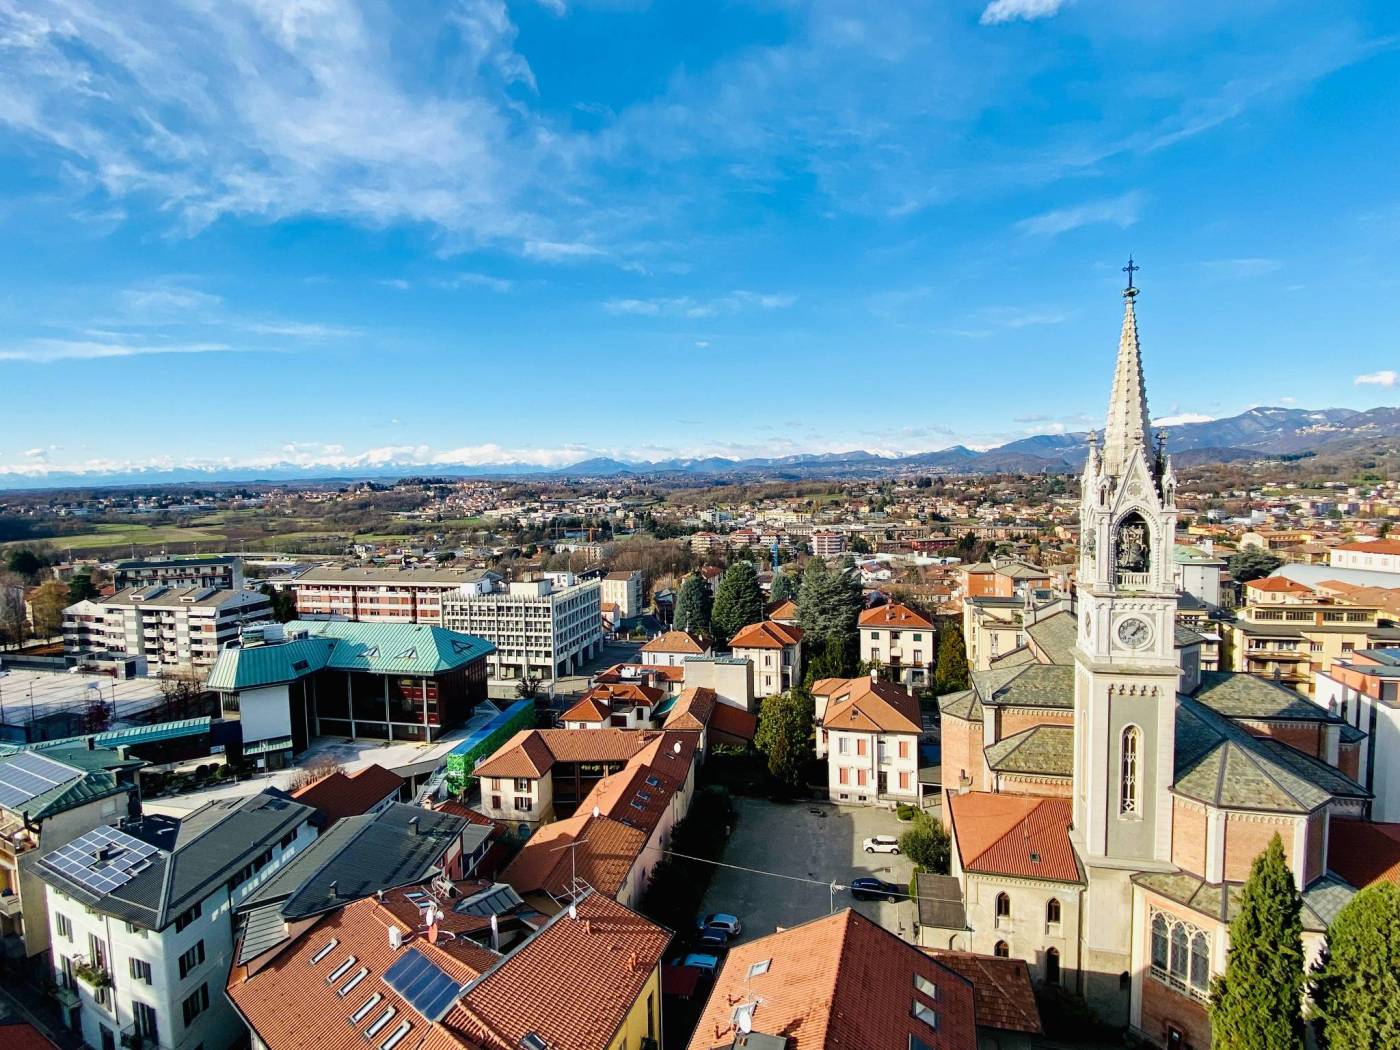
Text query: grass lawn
4 522 228 552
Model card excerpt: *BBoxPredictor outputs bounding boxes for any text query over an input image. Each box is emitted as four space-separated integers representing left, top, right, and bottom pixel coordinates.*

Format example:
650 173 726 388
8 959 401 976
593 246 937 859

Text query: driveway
698 798 917 946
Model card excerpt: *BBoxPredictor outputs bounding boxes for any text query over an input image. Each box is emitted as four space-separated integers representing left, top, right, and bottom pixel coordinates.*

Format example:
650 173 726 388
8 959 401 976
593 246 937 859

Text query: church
936 271 1374 1050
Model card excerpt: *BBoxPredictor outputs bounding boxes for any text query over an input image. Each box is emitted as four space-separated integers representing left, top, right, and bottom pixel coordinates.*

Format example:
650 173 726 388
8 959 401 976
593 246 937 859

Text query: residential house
560 682 664 730
727 620 803 698
859 603 936 690
813 675 922 806
289 764 405 824
638 631 710 668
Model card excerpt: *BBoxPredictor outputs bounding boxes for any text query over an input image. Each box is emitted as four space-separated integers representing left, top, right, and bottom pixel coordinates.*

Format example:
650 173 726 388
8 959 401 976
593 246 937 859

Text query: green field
4 522 228 553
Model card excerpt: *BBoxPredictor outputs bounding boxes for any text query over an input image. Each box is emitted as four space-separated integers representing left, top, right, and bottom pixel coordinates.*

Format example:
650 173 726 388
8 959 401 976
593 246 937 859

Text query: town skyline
2 1 1399 480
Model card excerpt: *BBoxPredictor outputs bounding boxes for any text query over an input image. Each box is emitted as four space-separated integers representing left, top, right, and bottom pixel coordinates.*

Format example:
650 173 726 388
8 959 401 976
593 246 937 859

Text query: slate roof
988 646 1037 668
240 803 467 924
937 689 982 723
946 793 1081 884
1172 695 1369 815
925 951 1043 1036
207 621 495 691
686 909 977 1050
972 664 1075 710
983 725 1073 778
1026 612 1076 665
1189 671 1352 725
1133 869 1350 933
914 872 966 932
35 791 313 930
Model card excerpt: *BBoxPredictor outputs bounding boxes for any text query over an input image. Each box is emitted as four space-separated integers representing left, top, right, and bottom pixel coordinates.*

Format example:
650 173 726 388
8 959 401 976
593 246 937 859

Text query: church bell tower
1072 261 1179 870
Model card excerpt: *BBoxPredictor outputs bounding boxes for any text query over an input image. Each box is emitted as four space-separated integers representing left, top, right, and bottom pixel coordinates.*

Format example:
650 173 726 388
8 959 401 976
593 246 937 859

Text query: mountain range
4 405 1399 490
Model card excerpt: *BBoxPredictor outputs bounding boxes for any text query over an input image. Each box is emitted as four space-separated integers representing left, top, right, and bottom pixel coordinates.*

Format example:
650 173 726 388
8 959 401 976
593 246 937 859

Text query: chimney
409 817 420 836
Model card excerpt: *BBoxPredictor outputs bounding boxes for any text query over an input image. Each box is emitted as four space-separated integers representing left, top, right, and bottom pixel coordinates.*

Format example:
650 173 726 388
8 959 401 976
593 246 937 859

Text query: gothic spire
1100 262 1152 477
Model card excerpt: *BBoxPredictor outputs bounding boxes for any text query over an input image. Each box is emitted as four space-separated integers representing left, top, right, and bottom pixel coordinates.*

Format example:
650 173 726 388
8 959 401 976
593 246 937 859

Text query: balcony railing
1116 571 1152 589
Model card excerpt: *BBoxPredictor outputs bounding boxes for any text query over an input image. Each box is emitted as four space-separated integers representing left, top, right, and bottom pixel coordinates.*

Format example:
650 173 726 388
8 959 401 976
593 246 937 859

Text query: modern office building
440 575 602 683
284 566 500 625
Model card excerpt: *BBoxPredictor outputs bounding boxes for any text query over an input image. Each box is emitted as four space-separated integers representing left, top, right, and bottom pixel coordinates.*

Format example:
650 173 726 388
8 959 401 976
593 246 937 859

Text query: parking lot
697 797 917 946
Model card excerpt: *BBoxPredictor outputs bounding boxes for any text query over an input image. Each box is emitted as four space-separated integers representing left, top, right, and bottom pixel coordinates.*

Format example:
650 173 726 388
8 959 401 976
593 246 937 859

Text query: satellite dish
568 904 578 920
592 806 601 819
738 1011 753 1035
673 741 682 754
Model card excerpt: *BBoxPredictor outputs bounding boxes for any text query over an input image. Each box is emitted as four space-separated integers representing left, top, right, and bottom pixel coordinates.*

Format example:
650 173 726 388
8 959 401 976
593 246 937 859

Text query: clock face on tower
1117 616 1151 649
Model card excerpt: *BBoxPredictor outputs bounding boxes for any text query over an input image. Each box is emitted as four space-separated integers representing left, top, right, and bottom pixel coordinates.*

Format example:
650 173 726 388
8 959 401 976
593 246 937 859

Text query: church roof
937 689 982 723
1025 612 1076 665
946 793 1081 884
1172 695 1369 814
983 725 1073 779
988 646 1037 668
1132 869 1348 933
1100 282 1153 477
972 664 1074 710
1189 671 1353 726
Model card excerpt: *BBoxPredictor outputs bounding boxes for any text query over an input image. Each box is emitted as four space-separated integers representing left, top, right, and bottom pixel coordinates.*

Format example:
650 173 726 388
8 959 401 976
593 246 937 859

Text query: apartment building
600 569 643 619
113 556 243 593
440 575 602 683
811 529 846 557
285 566 500 625
35 792 316 1050
859 603 935 690
63 586 273 676
1330 538 1400 575
813 674 922 806
728 619 803 698
1312 648 1400 821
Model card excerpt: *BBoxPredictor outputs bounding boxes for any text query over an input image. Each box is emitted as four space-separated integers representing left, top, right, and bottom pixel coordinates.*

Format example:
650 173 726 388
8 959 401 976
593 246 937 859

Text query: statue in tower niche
1115 517 1149 574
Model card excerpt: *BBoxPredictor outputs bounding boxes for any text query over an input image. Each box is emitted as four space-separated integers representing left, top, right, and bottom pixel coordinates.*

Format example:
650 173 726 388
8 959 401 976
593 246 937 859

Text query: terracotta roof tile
1245 576 1314 594
1334 540 1400 555
471 730 556 779
687 909 977 1050
499 812 648 898
1327 819 1400 888
859 603 935 629
640 630 708 654
766 598 799 620
708 703 757 742
728 620 804 650
947 792 1080 884
925 950 1043 1035
290 764 404 822
816 676 922 734
663 686 717 731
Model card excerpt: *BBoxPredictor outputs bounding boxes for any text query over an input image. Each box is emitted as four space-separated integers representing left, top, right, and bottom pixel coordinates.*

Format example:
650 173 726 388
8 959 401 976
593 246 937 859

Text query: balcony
0 891 22 920
1116 571 1152 589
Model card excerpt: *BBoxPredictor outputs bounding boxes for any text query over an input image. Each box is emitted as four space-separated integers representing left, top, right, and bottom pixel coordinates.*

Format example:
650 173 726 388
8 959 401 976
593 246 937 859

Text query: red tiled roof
766 598 799 621
687 909 977 1050
451 892 670 1050
471 730 557 779
561 695 611 724
859 603 935 629
1334 540 1400 555
640 630 708 654
290 764 404 822
663 686 717 731
499 812 648 899
1245 576 1314 593
0 1023 61 1050
708 702 757 742
1327 819 1400 888
925 950 1043 1035
947 793 1080 884
728 620 804 650
815 676 921 734
594 662 686 684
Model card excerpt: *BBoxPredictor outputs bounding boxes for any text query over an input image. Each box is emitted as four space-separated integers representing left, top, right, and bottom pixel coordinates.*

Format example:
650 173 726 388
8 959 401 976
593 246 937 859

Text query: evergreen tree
797 558 862 646
711 560 765 648
754 688 814 792
673 572 713 639
933 622 971 693
769 569 798 605
1310 881 1400 1049
1209 835 1305 1050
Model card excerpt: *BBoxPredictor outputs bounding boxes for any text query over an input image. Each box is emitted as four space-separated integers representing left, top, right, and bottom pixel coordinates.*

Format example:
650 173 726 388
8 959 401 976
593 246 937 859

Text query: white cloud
523 240 605 261
532 0 566 15
1355 370 1399 387
242 321 357 339
1152 412 1216 427
434 272 515 293
603 291 795 318
0 340 237 363
1015 191 1145 237
980 0 1068 26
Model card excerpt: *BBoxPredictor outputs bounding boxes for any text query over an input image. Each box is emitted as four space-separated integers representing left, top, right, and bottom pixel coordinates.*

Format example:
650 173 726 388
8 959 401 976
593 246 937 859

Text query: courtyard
697 796 920 946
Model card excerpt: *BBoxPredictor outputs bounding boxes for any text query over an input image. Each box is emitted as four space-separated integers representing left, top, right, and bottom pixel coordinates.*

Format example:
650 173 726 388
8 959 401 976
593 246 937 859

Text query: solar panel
0 752 83 810
44 825 159 897
383 946 463 1022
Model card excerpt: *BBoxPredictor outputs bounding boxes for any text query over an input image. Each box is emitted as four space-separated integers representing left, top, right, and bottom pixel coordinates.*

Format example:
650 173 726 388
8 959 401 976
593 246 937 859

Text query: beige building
728 619 803 697
600 569 643 619
286 565 499 625
814 674 922 806
859 602 936 689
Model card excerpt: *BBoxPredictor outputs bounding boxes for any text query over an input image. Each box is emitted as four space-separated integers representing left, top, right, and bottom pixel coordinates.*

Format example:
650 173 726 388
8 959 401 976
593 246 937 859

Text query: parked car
863 835 901 854
681 952 721 975
696 927 730 950
849 877 905 902
697 913 743 937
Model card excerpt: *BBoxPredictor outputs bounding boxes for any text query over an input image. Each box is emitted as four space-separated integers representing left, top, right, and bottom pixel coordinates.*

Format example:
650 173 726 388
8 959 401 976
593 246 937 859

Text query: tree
1209 834 1305 1050
515 674 543 702
711 561 765 648
849 534 872 555
797 558 862 646
754 689 814 792
804 633 856 686
67 573 99 603
934 622 970 694
673 572 713 638
0 574 27 647
1379 520 1392 540
769 569 798 605
29 578 69 638
258 584 297 623
1309 881 1400 1049
5 549 43 582
899 811 950 874
1227 548 1285 584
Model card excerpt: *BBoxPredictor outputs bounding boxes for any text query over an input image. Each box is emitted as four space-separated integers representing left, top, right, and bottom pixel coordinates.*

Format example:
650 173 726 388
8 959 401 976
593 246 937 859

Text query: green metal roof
206 620 496 691
1 718 213 757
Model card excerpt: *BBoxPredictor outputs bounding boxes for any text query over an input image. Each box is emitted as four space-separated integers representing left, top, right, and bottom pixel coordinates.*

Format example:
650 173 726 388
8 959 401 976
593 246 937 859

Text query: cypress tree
1310 881 1400 1049
711 560 765 648
673 572 712 639
1209 835 1305 1050
934 622 970 693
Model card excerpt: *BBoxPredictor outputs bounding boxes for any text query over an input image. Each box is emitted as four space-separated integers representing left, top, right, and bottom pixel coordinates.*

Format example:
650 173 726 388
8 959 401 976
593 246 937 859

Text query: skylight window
630 799 646 810
380 1019 413 1050
327 956 357 984
748 960 771 979
645 775 661 787
338 967 368 997
520 1036 549 1050
310 939 338 965
365 1007 396 1039
914 974 938 999
912 1001 938 1030
637 790 652 801
350 993 382 1025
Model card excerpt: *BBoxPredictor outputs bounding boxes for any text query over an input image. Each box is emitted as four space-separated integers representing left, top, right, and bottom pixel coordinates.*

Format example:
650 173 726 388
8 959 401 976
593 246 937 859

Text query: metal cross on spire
1122 256 1140 294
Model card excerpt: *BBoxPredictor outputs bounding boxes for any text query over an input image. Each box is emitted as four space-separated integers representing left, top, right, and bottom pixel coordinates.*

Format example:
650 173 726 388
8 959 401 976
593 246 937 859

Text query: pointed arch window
1120 726 1140 816
994 892 1011 928
1045 898 1061 927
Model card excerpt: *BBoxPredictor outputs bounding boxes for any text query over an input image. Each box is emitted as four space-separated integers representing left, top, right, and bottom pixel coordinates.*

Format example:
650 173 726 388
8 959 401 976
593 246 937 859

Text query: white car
863 835 901 855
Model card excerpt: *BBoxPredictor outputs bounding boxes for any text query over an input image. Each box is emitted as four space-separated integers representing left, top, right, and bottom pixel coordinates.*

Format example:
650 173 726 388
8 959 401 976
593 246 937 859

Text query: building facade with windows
284 566 501 625
813 675 922 806
34 792 316 1050
600 570 643 620
440 576 602 683
859 603 935 690
113 556 243 594
728 620 803 698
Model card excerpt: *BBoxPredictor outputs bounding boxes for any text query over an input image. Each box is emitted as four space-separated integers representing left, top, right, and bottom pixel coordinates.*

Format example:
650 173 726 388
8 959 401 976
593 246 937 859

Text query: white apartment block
814 675 922 807
1330 539 1400 575
113 557 243 593
36 793 316 1050
441 575 602 682
811 530 846 557
63 586 272 677
601 570 643 619
285 566 500 625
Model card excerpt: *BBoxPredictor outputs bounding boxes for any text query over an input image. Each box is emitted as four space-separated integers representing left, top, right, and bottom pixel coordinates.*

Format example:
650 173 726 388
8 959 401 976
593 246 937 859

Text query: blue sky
1 0 1399 479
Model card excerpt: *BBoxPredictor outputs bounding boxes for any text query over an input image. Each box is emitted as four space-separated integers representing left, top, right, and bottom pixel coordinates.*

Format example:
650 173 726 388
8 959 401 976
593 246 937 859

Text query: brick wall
1140 967 1211 1050
998 708 1074 736
1223 813 1296 882
940 715 985 813
1171 800 1208 878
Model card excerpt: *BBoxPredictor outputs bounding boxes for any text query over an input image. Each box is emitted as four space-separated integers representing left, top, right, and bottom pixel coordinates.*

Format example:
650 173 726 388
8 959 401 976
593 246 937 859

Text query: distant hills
4 405 1399 490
